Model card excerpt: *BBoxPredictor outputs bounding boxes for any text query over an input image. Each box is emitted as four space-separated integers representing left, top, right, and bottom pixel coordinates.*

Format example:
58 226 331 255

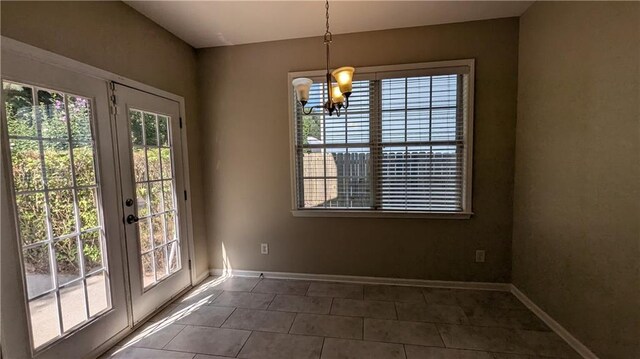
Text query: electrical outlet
475 250 485 263
261 243 269 255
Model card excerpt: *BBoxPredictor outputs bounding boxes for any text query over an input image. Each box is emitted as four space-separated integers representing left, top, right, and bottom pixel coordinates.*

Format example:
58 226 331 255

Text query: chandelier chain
324 0 332 43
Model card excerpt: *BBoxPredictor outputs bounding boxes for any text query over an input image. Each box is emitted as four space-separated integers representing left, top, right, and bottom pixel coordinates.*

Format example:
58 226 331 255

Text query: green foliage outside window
302 114 321 153
4 82 103 276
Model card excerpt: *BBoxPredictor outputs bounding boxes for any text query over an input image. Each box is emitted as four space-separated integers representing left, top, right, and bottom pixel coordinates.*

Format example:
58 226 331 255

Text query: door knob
126 214 139 224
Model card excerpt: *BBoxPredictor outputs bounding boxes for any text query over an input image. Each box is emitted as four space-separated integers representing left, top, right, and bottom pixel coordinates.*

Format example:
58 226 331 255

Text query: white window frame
288 59 475 219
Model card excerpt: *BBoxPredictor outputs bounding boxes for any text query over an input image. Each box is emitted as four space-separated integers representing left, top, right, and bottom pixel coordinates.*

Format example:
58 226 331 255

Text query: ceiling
125 1 533 48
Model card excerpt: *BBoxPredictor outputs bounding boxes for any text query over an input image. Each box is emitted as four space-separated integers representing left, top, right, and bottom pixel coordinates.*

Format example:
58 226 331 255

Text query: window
3 81 111 348
290 60 474 218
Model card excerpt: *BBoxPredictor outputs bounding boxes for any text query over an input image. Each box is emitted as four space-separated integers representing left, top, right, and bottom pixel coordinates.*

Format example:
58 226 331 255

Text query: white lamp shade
331 66 355 94
292 78 313 103
331 85 344 104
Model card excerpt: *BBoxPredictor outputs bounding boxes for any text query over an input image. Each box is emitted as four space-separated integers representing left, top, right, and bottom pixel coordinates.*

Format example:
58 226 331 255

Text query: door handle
126 214 139 224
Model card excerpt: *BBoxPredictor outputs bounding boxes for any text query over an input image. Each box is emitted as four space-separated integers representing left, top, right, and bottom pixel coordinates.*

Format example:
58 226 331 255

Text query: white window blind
292 61 473 216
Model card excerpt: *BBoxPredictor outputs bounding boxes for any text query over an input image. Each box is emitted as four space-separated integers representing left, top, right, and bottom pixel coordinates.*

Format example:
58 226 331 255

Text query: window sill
291 209 473 219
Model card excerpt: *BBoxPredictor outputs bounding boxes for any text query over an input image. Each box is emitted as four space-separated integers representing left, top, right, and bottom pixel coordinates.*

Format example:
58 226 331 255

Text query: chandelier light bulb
332 66 355 95
331 84 345 104
292 78 313 104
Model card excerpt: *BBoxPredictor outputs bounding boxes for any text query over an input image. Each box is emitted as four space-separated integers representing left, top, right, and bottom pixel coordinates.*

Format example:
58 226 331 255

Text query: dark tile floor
101 276 580 359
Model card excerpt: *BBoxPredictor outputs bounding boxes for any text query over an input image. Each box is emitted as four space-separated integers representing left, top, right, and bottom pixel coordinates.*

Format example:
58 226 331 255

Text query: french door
1 49 128 358
1 48 192 358
112 84 191 324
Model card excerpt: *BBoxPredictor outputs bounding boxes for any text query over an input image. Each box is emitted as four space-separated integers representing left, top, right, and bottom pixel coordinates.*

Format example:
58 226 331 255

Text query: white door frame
0 37 199 358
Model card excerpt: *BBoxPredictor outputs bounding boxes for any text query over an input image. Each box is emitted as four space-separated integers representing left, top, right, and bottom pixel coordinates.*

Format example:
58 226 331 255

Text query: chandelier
292 0 355 117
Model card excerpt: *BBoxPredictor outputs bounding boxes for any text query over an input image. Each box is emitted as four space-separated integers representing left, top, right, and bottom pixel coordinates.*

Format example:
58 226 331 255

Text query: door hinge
179 117 183 128
184 190 188 201
109 83 119 115
188 260 192 271
110 94 119 114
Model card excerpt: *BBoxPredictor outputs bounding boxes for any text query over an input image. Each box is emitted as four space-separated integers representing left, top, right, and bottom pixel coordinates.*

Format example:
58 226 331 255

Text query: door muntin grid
128 109 181 290
2 80 111 350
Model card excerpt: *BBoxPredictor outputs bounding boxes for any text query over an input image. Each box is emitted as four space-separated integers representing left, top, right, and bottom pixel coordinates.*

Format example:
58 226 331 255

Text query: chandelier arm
302 105 316 116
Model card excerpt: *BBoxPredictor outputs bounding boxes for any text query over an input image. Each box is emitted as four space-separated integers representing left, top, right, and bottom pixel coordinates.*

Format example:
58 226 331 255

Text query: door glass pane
82 230 103 274
16 193 48 245
23 244 53 298
73 143 96 186
86 271 109 317
167 241 180 274
129 109 181 289
78 188 99 231
48 189 75 238
154 247 168 281
28 292 60 348
9 139 44 191
3 80 111 349
132 146 147 182
141 252 154 288
147 148 161 180
4 82 36 137
43 141 72 189
152 215 164 248
37 89 67 139
138 218 152 253
60 281 87 331
54 237 81 285
150 182 163 214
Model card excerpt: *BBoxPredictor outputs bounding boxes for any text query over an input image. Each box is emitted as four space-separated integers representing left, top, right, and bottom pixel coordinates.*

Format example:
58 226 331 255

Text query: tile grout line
209 288 223 303
435 323 448 349
394 301 400 320
128 346 206 357
233 329 253 358
265 292 278 310
160 323 188 350
319 336 326 359
287 312 298 334
247 277 262 293
218 306 238 328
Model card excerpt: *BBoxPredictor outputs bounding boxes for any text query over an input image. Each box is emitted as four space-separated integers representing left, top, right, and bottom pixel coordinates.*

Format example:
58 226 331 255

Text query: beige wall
0 1 209 279
198 18 519 282
513 2 640 358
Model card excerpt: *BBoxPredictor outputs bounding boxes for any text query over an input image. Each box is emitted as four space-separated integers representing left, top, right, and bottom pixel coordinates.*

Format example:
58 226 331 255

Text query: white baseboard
209 268 511 291
510 285 598 359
